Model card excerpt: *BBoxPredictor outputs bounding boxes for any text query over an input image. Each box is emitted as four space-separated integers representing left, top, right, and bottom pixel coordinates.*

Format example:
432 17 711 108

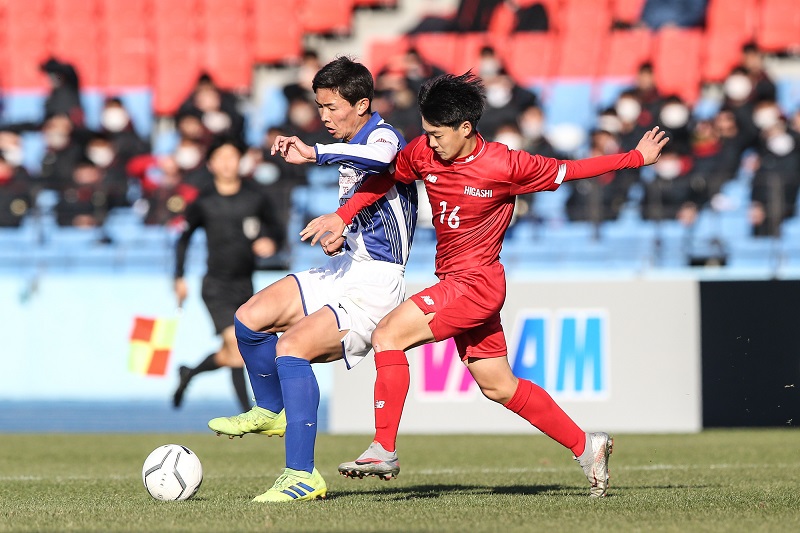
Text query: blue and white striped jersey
315 113 417 266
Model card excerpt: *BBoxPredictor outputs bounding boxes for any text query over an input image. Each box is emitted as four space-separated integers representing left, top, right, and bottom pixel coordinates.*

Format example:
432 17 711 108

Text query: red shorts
409 262 507 360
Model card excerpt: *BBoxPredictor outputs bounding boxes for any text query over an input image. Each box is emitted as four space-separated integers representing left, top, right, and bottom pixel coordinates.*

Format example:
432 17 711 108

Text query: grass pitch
1 429 798 532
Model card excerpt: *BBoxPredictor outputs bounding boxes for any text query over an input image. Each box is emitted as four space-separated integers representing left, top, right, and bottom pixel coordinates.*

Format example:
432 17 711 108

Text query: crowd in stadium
0 0 799 259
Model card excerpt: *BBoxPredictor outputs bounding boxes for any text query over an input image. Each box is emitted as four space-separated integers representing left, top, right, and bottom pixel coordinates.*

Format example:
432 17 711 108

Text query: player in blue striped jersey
207 56 417 502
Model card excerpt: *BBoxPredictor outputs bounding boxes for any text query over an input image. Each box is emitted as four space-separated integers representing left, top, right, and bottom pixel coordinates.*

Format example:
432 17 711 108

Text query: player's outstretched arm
635 126 670 165
271 135 316 165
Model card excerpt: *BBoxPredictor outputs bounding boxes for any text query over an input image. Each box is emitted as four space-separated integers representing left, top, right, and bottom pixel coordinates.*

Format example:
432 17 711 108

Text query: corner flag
128 316 179 376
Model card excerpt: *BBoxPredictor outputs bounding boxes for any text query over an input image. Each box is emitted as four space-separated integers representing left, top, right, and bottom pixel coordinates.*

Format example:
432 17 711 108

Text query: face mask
174 146 202 170
520 119 543 140
253 162 280 185
724 74 752 101
660 103 690 129
494 133 523 151
655 158 682 180
486 85 512 108
753 107 781 130
238 153 255 176
615 98 641 123
545 123 586 154
202 111 232 133
767 133 795 156
2 148 23 167
101 107 130 132
45 131 70 150
597 114 622 134
87 146 115 168
479 58 501 78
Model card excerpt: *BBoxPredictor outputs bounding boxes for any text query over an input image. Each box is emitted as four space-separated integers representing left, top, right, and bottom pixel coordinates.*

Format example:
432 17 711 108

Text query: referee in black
172 135 285 410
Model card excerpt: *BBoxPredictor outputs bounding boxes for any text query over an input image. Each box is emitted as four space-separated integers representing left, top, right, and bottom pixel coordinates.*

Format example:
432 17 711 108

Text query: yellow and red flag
128 316 178 376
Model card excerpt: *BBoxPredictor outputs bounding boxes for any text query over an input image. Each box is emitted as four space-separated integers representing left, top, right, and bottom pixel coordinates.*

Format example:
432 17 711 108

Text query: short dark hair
312 56 374 107
418 71 486 130
206 135 245 161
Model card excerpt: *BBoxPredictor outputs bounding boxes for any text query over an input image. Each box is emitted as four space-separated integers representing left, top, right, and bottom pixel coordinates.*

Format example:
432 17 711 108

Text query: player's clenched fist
635 126 670 165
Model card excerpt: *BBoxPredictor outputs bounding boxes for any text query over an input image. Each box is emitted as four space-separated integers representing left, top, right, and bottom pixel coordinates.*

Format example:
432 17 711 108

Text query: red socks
504 378 586 456
373 350 409 453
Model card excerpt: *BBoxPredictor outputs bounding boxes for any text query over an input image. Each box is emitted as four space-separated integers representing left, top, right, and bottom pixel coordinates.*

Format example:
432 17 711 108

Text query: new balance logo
258 373 272 378
421 295 434 306
425 174 438 183
375 401 385 409
305 422 315 427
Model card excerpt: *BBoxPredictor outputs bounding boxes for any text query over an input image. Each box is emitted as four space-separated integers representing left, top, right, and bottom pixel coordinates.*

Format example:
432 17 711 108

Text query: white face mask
520 119 543 140
202 110 232 133
660 103 690 129
479 58 501 78
724 74 752 101
2 147 23 167
45 131 70 150
597 114 622 134
87 146 114 168
494 133 524 151
174 146 202 170
655 158 682 180
486 85 512 108
767 133 796 156
101 107 130 132
253 162 280 185
615 98 641 123
753 106 781 130
238 153 255 176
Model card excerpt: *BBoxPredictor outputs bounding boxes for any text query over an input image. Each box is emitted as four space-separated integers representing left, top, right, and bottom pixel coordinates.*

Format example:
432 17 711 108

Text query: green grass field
1 429 799 532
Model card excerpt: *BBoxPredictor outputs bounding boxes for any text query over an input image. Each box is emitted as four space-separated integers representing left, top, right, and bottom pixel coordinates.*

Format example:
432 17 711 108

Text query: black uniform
174 179 284 333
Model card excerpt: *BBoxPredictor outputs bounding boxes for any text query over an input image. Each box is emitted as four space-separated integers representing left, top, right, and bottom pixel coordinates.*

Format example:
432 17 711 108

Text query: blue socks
276 356 319 473
234 316 283 413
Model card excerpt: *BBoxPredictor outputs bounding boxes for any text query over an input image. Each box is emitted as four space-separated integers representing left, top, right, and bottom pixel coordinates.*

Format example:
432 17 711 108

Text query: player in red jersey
301 72 668 496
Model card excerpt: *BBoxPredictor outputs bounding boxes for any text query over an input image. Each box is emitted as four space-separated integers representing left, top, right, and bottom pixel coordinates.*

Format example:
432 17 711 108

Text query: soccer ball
142 444 203 501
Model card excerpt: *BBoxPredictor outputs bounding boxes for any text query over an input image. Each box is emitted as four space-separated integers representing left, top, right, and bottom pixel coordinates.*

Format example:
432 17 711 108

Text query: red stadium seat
505 32 557 85
100 0 152 87
410 33 460 75
2 0 52 89
199 0 253 91
610 0 646 26
50 2 103 88
300 0 355 35
555 30 608 78
652 27 703 103
600 29 653 78
253 0 304 64
451 33 509 77
152 5 202 115
703 30 748 83
756 0 800 53
365 37 409 76
560 0 612 34
705 0 757 41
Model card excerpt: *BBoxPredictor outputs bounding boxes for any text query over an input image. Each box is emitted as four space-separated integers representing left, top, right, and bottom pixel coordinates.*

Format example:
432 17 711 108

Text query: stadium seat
300 0 355 36
152 8 202 115
543 81 596 129
410 33 460 75
365 37 409 75
2 1 51 90
1 93 46 125
118 90 155 137
559 0 612 34
705 0 757 41
610 0 646 26
554 30 607 78
101 0 152 88
652 28 703 103
757 0 800 53
703 30 747 83
600 29 653 78
451 33 509 77
504 32 557 85
246 85 289 146
252 0 304 64
776 77 800 116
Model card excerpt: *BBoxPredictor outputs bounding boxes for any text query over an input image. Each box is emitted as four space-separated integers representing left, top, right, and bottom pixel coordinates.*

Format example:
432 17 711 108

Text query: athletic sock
234 315 283 413
276 356 319 474
373 350 409 453
230 367 250 411
504 378 586 456
189 353 219 377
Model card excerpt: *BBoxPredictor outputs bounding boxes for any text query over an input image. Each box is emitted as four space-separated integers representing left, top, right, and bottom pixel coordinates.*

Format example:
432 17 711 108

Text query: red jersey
337 134 644 276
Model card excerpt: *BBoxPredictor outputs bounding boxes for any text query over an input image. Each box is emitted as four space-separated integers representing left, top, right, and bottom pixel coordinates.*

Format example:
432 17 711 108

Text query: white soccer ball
142 444 203 501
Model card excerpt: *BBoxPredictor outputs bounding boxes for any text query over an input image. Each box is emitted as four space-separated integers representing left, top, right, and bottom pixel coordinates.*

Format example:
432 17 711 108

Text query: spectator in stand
641 145 705 225
690 117 739 202
280 96 330 146
640 0 707 30
614 91 652 202
566 129 631 222
55 159 127 228
398 48 446 95
658 96 693 154
85 133 132 207
478 46 539 139
741 42 777 103
127 153 199 228
40 113 85 191
488 1 549 34
749 104 800 237
519 103 558 158
375 74 423 141
283 49 322 104
629 63 663 125
721 67 760 150
0 143 32 227
174 137 214 191
99 97 150 165
407 0 503 33
177 73 245 141
40 58 83 126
